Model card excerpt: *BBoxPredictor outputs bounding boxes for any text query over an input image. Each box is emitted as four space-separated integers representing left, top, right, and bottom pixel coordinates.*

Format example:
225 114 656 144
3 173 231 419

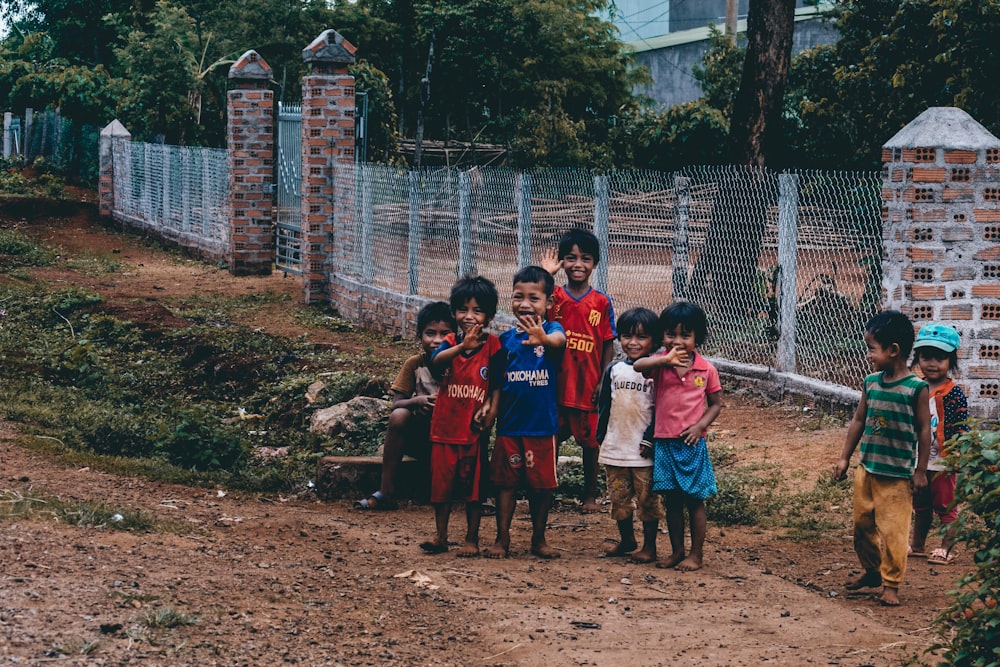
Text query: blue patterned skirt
652 437 718 500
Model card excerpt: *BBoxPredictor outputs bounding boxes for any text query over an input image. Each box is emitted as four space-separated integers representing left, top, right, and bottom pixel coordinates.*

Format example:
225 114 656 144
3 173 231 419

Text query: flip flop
353 491 396 510
927 548 954 565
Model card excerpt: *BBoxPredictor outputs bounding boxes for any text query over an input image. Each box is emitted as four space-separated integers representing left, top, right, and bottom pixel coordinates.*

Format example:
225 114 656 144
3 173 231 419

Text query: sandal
353 491 396 511
927 548 954 565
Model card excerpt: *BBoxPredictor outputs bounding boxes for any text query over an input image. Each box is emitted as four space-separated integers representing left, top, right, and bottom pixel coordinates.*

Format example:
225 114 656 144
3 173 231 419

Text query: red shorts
491 435 558 490
912 470 958 523
559 407 599 449
430 441 483 504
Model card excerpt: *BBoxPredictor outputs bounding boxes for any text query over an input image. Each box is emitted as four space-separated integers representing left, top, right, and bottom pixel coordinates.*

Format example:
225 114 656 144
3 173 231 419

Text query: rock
309 396 390 437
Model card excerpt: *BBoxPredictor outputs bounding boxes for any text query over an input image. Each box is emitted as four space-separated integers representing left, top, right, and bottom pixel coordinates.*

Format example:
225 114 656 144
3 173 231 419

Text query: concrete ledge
708 357 861 417
315 455 429 501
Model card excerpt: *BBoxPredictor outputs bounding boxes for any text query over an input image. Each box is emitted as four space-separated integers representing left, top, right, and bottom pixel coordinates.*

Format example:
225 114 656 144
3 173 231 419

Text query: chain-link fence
110 139 229 257
3 109 100 185
332 163 882 389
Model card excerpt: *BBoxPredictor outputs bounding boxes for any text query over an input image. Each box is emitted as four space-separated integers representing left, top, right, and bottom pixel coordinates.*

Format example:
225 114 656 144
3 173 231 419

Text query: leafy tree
787 0 1000 168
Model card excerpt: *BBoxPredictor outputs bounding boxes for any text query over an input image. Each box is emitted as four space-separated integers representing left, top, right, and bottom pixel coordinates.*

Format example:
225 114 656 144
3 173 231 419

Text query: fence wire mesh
3 109 100 185
111 140 229 256
332 163 882 389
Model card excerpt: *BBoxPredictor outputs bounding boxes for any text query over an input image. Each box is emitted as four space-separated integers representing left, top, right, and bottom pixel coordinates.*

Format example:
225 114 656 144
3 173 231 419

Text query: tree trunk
413 30 435 168
730 0 797 166
688 0 795 327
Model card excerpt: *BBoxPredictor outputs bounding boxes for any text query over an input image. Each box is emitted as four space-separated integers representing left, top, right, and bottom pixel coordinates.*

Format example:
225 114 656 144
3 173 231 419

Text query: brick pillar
98 120 131 217
227 50 275 275
300 29 357 303
882 106 1000 418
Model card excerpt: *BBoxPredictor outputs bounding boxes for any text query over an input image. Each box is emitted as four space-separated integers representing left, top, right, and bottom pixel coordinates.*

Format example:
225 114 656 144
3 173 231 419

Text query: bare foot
603 541 638 558
846 570 882 590
456 541 480 558
879 587 900 606
655 552 685 569
675 555 703 572
531 542 562 559
483 541 509 559
419 538 448 554
628 548 657 564
580 498 601 514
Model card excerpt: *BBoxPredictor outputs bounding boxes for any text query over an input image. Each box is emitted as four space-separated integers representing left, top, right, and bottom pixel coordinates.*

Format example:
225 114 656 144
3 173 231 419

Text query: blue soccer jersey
496 321 564 437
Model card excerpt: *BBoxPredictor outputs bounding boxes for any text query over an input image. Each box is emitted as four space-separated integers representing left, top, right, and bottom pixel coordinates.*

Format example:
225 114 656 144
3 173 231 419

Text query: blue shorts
652 437 717 500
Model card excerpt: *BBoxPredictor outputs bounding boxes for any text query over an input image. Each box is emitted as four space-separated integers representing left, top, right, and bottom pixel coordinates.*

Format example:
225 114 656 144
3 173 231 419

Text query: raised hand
460 324 483 350
517 313 548 346
540 247 561 276
664 346 690 368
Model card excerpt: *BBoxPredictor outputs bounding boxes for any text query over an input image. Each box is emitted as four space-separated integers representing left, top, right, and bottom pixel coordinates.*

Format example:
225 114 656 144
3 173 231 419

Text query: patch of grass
64 252 127 275
167 292 290 325
48 638 101 657
0 488 174 532
0 227 56 269
293 303 355 331
138 606 198 629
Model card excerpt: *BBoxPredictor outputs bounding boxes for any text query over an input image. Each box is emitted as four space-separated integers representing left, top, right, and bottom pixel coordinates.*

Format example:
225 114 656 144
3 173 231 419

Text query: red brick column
227 50 275 275
98 120 130 217
300 29 357 303
882 107 1000 417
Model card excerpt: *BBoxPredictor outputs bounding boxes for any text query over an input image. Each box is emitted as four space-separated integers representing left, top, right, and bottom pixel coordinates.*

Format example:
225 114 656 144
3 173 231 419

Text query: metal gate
275 102 302 274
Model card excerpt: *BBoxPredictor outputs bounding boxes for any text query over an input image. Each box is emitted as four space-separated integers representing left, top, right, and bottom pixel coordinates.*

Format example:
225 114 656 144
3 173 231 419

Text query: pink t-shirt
651 351 722 439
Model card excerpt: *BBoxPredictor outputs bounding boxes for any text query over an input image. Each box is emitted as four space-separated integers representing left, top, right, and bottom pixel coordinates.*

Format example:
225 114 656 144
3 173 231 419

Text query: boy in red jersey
542 229 617 513
422 276 506 557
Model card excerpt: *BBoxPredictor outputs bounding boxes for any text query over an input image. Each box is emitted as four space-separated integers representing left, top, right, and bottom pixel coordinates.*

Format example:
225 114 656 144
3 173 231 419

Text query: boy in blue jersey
484 266 567 559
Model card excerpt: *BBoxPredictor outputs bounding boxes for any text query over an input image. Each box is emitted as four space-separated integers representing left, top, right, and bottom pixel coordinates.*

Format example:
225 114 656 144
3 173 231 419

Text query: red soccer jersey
429 333 503 446
547 285 616 410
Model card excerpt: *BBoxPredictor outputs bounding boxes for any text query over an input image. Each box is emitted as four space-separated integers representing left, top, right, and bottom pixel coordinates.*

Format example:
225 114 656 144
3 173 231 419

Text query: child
596 307 675 564
541 229 616 513
909 323 968 565
355 301 454 510
485 266 566 559
634 301 722 572
422 276 506 557
834 310 930 606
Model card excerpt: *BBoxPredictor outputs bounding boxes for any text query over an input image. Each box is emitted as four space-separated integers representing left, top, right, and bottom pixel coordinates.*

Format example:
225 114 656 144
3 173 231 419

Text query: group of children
355 228 969 601
357 228 723 569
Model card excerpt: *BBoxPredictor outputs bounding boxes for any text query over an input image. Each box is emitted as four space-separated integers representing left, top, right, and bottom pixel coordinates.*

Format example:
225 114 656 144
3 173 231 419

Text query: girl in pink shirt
634 301 722 572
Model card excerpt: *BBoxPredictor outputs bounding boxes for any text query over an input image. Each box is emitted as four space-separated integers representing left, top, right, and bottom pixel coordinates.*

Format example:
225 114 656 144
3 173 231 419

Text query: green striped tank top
859 372 927 479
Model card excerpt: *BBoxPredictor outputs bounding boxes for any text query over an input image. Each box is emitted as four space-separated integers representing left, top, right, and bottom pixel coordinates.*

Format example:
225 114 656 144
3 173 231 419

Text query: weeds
139 606 198 629
0 488 168 532
48 638 101 657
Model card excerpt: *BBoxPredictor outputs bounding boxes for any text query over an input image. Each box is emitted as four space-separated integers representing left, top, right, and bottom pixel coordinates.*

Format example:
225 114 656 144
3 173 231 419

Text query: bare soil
0 195 961 666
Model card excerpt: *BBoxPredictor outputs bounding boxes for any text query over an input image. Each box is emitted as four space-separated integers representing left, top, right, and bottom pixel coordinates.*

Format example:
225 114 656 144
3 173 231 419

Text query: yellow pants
852 466 913 589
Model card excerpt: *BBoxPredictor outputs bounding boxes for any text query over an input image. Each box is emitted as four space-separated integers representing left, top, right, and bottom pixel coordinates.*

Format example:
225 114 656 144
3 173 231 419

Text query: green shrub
931 425 1000 666
0 227 55 269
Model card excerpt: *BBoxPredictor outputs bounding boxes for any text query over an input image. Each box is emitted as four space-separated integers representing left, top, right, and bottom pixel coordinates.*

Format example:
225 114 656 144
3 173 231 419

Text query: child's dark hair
913 346 960 373
865 310 915 358
416 301 455 336
450 275 499 319
617 307 660 343
513 265 555 296
557 228 601 265
659 301 708 345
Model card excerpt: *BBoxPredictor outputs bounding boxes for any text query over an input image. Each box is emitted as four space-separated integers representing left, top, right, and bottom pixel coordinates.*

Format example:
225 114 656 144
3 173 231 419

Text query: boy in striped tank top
834 311 931 606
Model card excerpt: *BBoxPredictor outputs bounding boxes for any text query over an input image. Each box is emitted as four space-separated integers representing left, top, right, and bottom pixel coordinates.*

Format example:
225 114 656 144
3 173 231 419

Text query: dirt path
0 199 957 665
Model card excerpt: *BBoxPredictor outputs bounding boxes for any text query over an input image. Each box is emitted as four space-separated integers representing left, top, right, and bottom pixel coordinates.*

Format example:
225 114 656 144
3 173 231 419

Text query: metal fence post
361 164 374 284
517 172 533 269
593 174 610 293
161 145 171 228
777 172 799 374
458 169 475 277
201 149 211 237
407 171 421 295
673 175 691 300
24 108 32 159
141 143 152 222
2 112 10 158
180 149 191 233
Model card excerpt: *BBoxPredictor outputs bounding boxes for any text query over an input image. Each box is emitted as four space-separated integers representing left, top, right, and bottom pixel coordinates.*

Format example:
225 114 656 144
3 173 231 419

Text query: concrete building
609 1 838 110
